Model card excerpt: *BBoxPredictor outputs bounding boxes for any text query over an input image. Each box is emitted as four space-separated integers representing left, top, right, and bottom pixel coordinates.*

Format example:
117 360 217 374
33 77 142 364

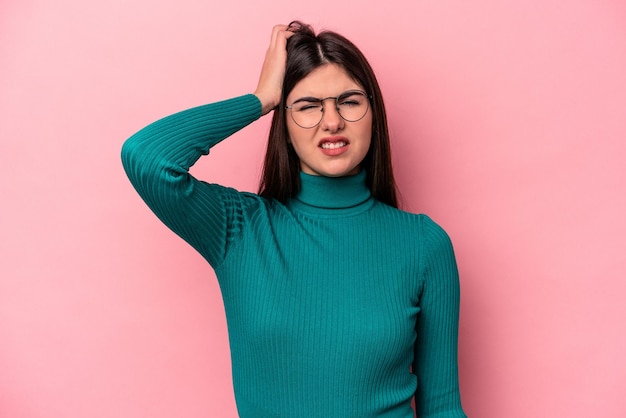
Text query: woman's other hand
254 24 294 116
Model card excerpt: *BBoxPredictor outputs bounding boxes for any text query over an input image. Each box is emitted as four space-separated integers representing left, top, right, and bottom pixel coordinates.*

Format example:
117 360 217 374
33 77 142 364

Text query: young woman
122 22 467 418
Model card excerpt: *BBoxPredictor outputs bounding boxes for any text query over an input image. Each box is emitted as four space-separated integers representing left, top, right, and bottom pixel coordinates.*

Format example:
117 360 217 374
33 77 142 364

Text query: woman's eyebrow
291 96 321 104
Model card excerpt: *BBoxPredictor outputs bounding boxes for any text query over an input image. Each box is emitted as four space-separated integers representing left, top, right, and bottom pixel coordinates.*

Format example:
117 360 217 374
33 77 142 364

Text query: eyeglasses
285 90 370 129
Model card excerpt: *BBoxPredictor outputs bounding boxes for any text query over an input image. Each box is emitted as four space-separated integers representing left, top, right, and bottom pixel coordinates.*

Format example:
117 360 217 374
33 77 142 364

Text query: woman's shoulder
373 201 441 225
373 202 453 243
216 185 293 220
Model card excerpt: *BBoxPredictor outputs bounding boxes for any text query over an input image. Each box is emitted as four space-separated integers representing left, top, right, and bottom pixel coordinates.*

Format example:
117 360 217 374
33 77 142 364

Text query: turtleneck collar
289 171 373 215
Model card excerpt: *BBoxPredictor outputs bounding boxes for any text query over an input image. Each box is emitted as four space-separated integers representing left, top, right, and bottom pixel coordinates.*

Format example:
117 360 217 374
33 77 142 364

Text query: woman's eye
339 99 361 107
298 104 321 112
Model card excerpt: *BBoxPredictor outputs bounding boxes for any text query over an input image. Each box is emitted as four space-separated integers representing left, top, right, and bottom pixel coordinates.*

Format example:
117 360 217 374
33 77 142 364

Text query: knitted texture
121 94 466 418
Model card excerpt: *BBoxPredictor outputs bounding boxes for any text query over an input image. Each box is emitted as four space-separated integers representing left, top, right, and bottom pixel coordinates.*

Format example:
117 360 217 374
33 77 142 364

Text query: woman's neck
293 170 371 210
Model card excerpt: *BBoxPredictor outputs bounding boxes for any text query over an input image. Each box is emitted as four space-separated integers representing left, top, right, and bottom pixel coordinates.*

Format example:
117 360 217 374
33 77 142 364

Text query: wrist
253 90 279 116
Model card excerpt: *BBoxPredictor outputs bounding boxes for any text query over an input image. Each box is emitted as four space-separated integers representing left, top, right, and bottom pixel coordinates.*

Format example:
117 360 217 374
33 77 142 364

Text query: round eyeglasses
285 90 370 129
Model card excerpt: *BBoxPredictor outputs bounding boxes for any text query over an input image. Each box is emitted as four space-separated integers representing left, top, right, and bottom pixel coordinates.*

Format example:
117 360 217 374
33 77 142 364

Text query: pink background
2 0 625 417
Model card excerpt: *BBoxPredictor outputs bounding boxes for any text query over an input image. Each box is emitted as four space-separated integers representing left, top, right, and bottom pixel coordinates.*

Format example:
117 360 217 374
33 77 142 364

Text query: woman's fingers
254 25 294 116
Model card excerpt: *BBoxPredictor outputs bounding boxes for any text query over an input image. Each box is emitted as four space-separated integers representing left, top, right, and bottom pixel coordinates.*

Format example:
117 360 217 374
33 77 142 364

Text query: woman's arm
121 95 261 266
414 215 467 417
121 24 294 266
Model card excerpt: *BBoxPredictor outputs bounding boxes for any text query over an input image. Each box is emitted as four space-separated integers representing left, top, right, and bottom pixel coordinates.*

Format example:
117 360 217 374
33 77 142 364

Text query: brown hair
258 21 398 208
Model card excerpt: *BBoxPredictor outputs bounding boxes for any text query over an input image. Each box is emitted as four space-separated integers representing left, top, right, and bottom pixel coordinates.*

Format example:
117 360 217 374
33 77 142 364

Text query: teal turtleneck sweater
121 94 466 418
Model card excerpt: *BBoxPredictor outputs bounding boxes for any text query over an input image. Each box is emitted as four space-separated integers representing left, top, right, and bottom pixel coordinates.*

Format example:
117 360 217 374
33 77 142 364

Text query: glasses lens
336 91 369 122
288 90 370 128
291 101 324 128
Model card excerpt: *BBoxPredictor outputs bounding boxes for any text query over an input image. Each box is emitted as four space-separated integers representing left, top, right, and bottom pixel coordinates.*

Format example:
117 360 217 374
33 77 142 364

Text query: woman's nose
320 102 344 132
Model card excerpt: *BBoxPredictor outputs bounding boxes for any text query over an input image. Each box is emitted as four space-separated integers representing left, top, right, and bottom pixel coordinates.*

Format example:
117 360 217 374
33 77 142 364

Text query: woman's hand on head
254 24 294 116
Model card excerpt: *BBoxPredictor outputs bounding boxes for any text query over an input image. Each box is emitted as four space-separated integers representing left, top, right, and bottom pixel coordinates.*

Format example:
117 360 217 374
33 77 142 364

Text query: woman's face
285 64 372 177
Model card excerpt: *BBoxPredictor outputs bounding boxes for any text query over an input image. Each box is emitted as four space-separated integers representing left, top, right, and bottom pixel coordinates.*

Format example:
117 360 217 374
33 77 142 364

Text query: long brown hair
258 21 398 208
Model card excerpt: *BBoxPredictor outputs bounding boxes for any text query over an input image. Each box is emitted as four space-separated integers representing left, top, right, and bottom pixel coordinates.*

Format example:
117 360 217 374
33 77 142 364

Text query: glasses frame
285 89 371 129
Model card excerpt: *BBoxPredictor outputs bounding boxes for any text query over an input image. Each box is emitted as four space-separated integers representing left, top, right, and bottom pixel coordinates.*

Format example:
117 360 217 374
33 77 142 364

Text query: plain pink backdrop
2 1 625 417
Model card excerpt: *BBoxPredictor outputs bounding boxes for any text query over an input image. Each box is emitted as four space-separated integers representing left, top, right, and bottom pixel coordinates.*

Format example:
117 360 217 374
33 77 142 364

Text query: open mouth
320 141 348 149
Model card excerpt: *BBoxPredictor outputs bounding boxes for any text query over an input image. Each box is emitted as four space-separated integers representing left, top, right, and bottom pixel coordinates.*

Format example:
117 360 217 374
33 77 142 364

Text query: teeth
321 141 347 149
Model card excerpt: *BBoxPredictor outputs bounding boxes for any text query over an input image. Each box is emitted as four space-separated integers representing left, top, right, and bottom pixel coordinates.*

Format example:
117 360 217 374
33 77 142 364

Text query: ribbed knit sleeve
120 94 262 267
414 216 466 418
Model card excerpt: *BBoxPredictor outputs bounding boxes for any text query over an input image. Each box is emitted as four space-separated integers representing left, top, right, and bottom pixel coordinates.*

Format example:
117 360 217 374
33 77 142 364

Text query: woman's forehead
287 64 363 100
